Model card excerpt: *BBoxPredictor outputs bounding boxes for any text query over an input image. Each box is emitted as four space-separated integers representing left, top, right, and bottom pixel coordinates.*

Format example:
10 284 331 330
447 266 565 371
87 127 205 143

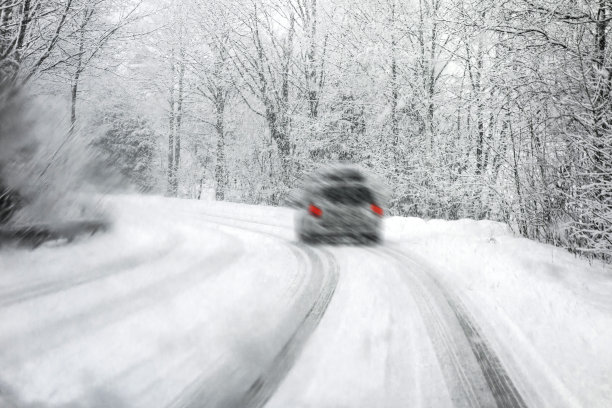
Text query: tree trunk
166 48 176 196
71 24 86 127
215 97 226 201
173 49 184 195
70 8 93 128
306 0 319 119
510 125 527 236
593 0 610 194
474 48 484 175
70 78 78 126
269 119 292 185
428 27 436 151
278 13 294 185
390 2 399 167
15 0 31 61
0 4 13 57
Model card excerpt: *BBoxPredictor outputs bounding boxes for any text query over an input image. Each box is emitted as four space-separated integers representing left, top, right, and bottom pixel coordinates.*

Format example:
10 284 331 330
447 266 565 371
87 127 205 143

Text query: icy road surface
1 195 611 407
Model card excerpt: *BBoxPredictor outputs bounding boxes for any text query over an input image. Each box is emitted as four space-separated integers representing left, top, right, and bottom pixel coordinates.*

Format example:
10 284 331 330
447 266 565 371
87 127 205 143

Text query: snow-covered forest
1 0 611 260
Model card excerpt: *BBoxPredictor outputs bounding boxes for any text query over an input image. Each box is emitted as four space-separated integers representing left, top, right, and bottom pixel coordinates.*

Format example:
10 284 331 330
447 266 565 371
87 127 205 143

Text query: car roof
311 164 366 183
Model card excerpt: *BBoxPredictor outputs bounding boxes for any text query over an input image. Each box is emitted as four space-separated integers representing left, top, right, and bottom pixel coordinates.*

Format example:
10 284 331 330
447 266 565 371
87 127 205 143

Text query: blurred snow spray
0 90 112 245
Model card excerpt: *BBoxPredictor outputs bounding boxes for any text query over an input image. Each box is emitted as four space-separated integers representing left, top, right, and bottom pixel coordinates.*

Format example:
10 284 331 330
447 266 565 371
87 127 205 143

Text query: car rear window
326 171 364 182
322 186 373 205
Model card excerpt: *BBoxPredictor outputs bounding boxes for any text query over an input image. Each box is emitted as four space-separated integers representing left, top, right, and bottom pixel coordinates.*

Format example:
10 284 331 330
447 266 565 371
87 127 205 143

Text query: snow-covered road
1 195 611 407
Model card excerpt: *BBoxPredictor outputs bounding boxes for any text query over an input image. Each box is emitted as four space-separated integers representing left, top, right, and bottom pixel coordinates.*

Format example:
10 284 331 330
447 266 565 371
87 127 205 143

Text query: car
293 165 383 244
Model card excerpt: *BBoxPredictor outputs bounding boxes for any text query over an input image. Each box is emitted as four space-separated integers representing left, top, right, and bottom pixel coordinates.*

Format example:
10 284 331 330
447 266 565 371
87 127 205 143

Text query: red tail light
371 204 383 216
309 204 322 217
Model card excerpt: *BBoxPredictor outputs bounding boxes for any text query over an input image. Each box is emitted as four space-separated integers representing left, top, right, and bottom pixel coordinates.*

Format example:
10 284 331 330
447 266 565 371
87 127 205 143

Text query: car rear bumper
300 231 381 245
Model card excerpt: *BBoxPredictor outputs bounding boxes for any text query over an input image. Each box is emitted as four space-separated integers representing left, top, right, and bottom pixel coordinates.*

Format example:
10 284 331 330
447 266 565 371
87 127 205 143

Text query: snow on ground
1 194 611 407
267 246 456 408
0 195 308 407
385 216 612 407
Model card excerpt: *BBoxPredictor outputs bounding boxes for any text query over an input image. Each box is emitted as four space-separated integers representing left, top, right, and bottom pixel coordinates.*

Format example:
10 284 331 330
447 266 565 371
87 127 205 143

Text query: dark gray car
294 165 383 244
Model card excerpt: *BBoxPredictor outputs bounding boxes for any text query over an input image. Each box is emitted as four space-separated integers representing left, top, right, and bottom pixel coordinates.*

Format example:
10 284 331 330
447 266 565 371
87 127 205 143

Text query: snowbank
385 215 513 241
386 215 612 407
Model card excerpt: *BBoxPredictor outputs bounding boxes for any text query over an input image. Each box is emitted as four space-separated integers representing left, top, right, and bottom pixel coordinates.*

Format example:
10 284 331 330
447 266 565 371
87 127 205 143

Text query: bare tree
230 0 297 196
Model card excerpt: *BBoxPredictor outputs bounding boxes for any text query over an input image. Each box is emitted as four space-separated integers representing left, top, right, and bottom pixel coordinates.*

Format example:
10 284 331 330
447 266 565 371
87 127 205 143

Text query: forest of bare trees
1 0 611 260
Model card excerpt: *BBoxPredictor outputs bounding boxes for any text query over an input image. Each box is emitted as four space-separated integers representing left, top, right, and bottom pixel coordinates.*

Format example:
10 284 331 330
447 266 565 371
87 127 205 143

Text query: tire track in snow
1 244 243 365
237 246 338 408
365 247 491 407
174 209 294 236
0 205 194 309
165 213 339 408
0 204 220 309
0 213 246 365
0 243 179 308
380 246 528 408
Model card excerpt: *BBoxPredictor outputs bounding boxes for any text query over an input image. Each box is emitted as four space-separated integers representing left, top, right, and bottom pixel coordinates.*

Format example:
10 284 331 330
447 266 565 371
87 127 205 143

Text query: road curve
0 200 338 408
0 199 531 408
163 211 340 408
194 210 530 408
